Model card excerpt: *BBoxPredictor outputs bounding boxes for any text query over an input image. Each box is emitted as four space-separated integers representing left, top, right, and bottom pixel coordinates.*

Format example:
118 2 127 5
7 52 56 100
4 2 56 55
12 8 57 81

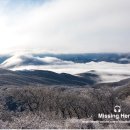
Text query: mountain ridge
0 69 100 86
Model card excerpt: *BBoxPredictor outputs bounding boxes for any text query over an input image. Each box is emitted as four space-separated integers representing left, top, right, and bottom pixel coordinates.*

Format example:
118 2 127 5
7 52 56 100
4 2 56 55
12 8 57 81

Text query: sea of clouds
1 53 130 83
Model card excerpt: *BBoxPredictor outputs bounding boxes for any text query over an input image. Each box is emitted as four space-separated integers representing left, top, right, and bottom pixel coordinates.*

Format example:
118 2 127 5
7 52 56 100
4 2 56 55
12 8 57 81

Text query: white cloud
1 54 130 75
0 0 130 53
3 59 130 83
1 52 130 82
1 53 73 68
40 56 73 64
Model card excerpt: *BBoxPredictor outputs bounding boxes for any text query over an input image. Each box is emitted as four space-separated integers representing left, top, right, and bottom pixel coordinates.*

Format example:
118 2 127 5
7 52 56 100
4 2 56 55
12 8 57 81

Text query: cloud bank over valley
0 53 130 83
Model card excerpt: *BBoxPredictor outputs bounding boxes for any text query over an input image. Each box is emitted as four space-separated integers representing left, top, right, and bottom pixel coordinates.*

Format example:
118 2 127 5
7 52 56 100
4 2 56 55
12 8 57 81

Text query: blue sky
0 0 130 54
1 0 46 6
0 0 48 11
